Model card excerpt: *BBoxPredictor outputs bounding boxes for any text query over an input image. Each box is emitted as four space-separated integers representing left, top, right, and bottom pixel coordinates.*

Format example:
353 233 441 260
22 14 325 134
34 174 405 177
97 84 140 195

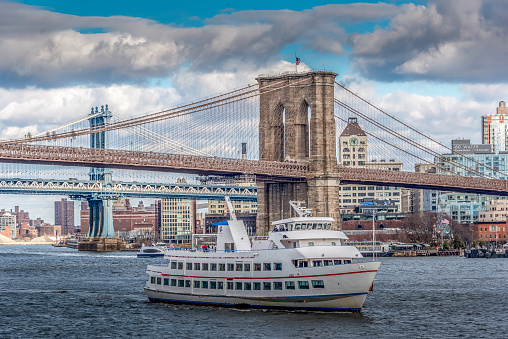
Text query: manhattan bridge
0 71 505 247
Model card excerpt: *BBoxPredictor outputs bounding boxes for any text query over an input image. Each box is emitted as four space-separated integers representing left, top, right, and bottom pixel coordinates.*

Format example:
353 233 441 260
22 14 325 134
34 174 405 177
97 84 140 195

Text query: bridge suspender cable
334 98 493 179
335 81 504 179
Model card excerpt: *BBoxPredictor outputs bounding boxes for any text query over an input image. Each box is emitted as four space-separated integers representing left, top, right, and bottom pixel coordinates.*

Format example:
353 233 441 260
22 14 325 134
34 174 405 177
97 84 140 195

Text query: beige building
160 198 196 244
479 200 508 222
338 118 403 213
208 200 257 214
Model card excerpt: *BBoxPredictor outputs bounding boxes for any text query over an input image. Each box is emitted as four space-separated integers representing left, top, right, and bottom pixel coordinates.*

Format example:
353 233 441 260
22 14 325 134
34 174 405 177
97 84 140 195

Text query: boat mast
372 210 376 261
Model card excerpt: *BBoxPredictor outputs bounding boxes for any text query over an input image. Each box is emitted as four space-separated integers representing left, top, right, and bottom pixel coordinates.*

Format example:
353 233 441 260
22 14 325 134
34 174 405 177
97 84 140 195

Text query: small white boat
137 244 165 258
144 200 380 312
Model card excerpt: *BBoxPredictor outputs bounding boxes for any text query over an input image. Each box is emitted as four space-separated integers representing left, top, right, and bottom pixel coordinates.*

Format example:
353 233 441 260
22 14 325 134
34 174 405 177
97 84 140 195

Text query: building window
178 280 184 287
227 263 234 271
171 279 176 286
186 263 192 270
253 282 261 290
254 263 262 271
163 278 169 286
210 263 217 271
313 260 323 267
170 262 177 269
244 263 251 271
274 282 283 290
235 282 242 290
244 282 252 290
264 263 272 271
194 280 200 288
274 263 282 270
263 282 271 290
202 263 209 271
227 281 234 290
185 280 191 288
236 263 243 271
194 263 200 270
210 281 217 289
217 282 224 289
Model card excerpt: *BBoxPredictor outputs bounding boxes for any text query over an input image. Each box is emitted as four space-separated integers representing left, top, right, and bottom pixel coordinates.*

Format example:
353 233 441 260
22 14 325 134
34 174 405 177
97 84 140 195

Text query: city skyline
1 0 508 221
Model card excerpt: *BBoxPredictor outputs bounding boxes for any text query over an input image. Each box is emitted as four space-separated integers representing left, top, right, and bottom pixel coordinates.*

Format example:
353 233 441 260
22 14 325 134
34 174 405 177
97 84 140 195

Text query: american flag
442 218 449 224
296 57 301 65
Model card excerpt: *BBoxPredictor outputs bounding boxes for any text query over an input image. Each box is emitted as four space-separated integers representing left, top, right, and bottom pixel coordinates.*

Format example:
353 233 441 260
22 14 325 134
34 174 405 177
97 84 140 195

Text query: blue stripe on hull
137 253 164 258
147 296 363 312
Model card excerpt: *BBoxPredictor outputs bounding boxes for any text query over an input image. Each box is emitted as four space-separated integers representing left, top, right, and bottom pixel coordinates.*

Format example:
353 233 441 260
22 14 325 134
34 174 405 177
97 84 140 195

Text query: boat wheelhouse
145 200 380 312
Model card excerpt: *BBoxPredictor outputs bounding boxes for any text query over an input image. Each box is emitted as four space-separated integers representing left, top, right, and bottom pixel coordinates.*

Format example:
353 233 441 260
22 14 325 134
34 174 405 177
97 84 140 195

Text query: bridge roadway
1 143 507 196
0 178 257 200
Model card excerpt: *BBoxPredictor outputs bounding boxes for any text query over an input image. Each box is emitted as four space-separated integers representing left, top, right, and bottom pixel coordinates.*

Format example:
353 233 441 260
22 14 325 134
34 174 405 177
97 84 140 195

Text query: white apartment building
482 101 508 152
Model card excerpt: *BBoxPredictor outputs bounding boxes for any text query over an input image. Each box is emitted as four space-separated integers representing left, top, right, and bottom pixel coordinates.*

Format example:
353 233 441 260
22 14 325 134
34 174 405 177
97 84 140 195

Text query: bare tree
401 212 437 244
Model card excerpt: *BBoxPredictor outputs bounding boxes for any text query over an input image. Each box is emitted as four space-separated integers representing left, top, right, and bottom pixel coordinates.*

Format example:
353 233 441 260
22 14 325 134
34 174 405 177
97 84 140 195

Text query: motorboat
137 244 165 258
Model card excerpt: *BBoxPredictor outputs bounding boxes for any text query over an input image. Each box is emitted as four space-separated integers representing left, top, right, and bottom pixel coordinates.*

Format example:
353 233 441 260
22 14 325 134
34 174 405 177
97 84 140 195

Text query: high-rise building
482 101 508 152
435 139 507 223
54 198 74 235
338 118 403 213
160 198 196 244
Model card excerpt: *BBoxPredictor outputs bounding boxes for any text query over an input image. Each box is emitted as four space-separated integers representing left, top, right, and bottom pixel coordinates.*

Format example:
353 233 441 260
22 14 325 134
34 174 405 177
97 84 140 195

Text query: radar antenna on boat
289 201 312 217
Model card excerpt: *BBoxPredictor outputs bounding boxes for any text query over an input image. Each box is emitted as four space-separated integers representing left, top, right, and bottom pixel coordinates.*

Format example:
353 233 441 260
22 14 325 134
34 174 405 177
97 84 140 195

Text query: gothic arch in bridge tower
256 71 341 233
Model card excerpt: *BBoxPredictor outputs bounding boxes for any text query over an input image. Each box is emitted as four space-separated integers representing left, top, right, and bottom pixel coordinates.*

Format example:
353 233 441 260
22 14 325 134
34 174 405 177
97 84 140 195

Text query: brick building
80 199 156 235
55 198 75 235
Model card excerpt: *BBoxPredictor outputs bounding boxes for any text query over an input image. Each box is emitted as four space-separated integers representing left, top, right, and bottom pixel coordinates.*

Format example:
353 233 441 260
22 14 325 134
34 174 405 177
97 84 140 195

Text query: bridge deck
0 144 507 196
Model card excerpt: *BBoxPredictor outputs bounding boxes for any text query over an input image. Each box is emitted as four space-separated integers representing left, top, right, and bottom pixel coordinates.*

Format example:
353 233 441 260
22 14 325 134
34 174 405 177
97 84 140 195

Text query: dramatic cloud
349 0 508 83
0 1 398 89
0 85 181 139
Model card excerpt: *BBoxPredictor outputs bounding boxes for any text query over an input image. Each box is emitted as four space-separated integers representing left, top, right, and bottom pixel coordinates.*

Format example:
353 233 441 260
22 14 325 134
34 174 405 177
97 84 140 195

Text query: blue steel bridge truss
0 178 257 201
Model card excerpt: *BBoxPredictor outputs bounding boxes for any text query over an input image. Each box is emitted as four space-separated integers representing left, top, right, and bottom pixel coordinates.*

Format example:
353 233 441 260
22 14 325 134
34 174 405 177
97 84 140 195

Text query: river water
1 245 507 339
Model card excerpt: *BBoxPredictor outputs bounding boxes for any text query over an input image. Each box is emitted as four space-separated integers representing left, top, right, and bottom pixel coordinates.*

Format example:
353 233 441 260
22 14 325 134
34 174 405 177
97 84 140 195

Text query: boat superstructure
145 200 380 311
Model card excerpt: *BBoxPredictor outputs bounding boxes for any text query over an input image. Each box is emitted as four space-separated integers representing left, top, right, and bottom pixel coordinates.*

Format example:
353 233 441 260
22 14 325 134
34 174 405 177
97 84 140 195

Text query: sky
1 0 508 224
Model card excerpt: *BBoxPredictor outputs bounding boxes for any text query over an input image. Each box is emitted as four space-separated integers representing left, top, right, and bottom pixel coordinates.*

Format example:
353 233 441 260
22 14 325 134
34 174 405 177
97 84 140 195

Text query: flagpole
295 52 297 72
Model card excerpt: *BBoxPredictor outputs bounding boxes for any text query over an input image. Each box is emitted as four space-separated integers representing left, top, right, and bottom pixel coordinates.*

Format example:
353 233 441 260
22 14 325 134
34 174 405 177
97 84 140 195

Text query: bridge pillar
257 71 341 232
86 198 115 238
83 105 118 241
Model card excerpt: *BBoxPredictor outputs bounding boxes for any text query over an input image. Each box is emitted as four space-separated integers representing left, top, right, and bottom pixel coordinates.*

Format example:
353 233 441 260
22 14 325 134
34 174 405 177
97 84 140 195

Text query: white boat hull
145 261 380 312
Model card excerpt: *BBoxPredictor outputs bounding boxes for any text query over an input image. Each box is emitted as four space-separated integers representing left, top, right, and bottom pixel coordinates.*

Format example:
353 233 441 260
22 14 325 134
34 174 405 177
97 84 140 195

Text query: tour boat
137 244 165 258
144 200 380 312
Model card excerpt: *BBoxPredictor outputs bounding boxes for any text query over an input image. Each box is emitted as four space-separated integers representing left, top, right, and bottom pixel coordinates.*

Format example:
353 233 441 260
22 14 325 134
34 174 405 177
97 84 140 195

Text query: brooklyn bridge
0 71 504 246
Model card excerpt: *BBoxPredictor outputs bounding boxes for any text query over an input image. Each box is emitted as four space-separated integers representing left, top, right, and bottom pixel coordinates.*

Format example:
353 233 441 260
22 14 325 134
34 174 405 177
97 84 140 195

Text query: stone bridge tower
256 71 340 232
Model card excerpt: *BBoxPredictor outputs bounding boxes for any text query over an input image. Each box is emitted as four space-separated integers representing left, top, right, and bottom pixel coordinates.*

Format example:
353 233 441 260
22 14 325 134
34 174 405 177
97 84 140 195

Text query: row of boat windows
170 262 283 271
151 276 325 290
295 259 352 268
275 223 332 231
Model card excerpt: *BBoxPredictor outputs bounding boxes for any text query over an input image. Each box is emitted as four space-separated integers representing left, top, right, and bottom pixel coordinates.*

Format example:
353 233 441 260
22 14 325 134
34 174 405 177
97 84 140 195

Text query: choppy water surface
1 245 507 338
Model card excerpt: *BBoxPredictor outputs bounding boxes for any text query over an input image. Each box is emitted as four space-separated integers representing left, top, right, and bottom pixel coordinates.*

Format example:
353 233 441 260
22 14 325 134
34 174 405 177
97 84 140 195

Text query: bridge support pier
78 105 125 251
256 71 341 233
